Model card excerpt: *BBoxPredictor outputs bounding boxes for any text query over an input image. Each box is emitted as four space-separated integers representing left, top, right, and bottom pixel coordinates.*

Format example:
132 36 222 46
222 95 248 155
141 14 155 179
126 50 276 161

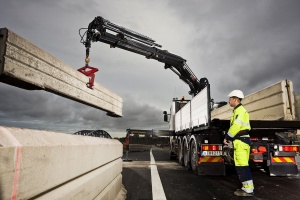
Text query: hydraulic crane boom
80 16 208 96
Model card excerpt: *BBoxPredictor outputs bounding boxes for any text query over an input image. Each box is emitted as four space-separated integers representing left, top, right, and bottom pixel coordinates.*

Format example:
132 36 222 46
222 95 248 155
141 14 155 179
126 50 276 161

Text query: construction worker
223 90 254 197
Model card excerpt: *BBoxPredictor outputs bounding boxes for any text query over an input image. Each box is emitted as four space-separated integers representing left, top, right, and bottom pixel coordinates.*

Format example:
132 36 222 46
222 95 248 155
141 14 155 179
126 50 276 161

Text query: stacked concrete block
0 28 122 117
0 126 125 200
212 80 296 120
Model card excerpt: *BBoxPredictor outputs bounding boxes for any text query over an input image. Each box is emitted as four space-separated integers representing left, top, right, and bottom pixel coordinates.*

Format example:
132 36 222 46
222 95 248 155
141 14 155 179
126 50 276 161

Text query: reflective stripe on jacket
227 104 251 139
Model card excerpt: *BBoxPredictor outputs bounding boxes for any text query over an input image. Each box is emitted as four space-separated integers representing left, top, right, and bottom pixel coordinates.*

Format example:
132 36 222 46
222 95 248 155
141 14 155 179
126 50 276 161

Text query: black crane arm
80 16 208 96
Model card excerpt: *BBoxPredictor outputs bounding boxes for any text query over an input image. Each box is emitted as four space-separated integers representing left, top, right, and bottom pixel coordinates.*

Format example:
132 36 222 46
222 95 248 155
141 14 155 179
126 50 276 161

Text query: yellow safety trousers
233 139 250 166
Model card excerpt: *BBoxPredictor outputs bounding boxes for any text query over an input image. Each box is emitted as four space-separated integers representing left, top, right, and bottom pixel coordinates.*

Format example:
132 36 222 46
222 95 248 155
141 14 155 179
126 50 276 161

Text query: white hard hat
228 90 244 99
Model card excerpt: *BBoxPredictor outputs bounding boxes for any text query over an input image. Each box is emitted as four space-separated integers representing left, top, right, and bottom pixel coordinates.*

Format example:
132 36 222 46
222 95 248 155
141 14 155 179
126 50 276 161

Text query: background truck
80 16 300 176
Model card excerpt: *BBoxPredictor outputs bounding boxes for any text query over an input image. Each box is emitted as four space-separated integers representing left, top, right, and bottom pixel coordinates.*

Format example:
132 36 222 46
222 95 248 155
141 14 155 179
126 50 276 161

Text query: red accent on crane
78 65 99 89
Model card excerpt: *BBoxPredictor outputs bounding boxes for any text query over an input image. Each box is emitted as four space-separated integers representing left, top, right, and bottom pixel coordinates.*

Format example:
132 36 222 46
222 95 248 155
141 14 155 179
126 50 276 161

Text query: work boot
234 189 254 197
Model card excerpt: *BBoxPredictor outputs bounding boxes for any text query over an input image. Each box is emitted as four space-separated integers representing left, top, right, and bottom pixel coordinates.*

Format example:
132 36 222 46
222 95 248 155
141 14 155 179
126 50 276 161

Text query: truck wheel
190 140 199 174
184 141 191 170
178 141 184 166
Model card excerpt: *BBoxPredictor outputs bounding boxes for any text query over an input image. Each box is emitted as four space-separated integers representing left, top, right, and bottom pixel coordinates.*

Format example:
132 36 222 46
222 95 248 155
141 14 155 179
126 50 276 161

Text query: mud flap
268 163 299 176
197 162 226 176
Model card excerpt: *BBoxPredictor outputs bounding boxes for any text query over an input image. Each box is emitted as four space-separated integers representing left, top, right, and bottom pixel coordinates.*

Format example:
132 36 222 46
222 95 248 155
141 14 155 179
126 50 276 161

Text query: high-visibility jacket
226 104 251 140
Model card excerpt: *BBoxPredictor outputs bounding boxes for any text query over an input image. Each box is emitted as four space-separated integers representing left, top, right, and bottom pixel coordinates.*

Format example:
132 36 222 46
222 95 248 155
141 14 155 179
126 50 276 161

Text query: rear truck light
202 145 222 151
250 137 259 141
201 145 223 157
274 145 299 157
279 145 299 152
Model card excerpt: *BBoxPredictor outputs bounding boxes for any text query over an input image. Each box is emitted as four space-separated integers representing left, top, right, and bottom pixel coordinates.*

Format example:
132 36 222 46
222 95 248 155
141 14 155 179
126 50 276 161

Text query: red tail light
202 145 222 151
279 145 299 152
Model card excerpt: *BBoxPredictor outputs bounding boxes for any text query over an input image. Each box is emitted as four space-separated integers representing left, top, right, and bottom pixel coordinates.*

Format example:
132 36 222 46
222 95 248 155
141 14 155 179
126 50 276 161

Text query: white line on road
150 148 167 200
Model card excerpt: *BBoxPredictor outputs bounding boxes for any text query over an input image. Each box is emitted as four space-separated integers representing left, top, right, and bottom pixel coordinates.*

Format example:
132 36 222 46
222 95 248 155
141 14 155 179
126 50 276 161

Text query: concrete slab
38 160 123 200
212 80 295 120
0 28 122 117
95 174 125 200
0 126 123 200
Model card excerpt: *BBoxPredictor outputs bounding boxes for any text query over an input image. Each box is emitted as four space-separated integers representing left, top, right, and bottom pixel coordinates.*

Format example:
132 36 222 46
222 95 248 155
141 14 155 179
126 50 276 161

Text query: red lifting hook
77 65 99 89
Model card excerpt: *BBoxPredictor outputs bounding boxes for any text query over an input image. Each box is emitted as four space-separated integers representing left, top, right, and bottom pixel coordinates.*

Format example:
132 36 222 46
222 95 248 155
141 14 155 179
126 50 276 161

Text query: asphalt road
122 147 300 200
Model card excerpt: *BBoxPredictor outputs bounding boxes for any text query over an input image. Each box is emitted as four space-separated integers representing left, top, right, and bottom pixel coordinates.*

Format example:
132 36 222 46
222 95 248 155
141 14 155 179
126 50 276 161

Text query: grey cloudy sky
1 0 300 137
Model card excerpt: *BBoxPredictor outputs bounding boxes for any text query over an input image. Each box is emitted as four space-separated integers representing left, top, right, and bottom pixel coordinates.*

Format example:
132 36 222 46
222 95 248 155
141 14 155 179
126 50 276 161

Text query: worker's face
228 97 238 107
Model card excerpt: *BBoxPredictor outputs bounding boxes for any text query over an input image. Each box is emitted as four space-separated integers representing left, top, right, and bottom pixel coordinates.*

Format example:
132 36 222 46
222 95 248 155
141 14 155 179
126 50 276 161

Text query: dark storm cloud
0 84 77 126
167 0 300 98
1 0 300 136
0 84 164 135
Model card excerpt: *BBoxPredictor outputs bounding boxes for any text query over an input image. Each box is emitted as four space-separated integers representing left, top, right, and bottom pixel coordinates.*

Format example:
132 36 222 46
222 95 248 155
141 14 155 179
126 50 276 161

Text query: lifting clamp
78 49 98 89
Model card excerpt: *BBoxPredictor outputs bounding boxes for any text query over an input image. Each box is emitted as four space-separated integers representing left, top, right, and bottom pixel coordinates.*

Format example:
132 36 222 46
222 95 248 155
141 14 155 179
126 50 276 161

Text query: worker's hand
223 138 229 145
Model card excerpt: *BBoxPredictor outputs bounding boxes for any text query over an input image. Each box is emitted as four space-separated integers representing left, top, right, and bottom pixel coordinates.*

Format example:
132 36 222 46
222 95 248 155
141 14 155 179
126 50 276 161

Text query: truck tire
190 140 199 174
178 141 184 166
184 141 191 170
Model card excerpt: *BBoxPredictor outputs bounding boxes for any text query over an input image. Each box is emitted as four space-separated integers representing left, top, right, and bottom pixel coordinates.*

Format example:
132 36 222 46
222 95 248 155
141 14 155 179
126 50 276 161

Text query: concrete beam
212 80 295 120
0 28 122 117
0 126 124 200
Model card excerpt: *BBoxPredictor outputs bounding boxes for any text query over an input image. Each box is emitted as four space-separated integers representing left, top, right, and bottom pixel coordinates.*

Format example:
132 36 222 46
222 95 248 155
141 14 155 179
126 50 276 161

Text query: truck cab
164 97 189 131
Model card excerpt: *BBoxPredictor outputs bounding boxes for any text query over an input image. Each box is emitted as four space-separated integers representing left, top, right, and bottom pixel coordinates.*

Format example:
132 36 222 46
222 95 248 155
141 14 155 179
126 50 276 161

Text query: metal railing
74 130 112 139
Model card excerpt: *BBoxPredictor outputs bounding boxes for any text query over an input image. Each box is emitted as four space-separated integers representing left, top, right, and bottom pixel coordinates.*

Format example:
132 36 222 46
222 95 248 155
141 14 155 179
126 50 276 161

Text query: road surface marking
150 148 167 200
